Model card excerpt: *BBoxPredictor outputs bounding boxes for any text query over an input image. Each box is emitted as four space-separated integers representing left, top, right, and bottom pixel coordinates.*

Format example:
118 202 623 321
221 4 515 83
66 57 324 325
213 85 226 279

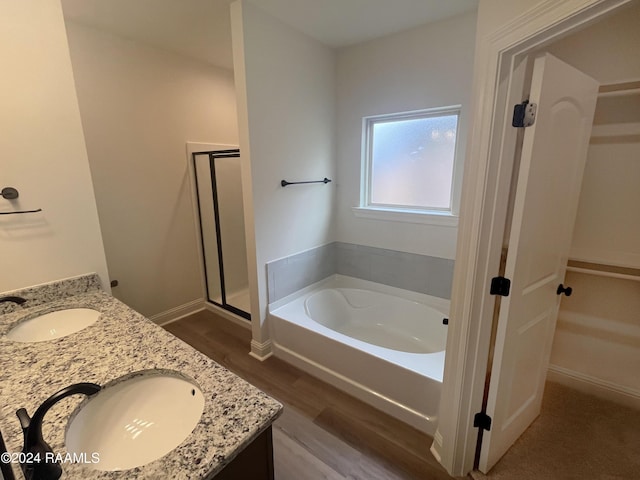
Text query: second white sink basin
7 308 101 342
65 372 205 471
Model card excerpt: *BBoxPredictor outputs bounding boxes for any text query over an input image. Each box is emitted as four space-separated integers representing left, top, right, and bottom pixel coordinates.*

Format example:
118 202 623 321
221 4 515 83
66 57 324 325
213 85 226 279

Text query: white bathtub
268 274 449 434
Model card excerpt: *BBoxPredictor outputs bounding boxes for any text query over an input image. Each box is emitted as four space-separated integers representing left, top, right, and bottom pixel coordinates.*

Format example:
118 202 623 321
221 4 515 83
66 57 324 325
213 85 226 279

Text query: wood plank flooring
164 310 457 480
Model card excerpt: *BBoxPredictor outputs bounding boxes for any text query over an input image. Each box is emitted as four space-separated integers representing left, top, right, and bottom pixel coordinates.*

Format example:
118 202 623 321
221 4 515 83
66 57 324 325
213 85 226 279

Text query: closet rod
566 258 640 282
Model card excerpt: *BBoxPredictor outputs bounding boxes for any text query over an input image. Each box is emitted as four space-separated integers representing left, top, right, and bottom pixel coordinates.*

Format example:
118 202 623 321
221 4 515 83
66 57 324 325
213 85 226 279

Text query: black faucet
16 383 101 480
0 296 27 306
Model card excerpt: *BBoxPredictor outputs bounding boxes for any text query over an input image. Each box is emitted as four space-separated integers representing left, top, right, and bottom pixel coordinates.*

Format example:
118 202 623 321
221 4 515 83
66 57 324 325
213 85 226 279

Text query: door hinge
474 412 492 431
512 100 537 127
490 276 511 297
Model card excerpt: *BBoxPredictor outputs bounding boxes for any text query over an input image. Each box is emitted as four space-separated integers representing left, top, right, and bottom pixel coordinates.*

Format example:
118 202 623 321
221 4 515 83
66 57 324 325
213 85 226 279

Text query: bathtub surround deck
267 243 335 303
266 242 454 303
165 310 456 480
0 274 282 479
335 243 454 300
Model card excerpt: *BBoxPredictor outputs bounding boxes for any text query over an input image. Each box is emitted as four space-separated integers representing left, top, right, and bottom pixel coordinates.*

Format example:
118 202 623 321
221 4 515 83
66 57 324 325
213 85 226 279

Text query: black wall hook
1 187 19 200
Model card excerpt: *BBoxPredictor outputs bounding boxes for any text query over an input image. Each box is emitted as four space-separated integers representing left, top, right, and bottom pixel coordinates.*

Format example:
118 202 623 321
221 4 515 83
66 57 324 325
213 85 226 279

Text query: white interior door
478 53 599 472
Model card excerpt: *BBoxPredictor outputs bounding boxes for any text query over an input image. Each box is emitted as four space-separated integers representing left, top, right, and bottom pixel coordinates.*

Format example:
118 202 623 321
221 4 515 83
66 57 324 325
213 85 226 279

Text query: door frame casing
432 0 633 476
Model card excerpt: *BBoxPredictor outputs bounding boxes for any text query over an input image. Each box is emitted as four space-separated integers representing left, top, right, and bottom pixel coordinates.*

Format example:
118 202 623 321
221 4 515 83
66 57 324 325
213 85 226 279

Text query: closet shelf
598 79 640 97
567 259 640 282
598 88 640 98
590 122 640 139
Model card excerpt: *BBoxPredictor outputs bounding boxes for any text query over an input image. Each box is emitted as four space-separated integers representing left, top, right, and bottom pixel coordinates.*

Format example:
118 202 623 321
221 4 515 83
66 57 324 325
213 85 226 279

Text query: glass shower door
193 150 250 319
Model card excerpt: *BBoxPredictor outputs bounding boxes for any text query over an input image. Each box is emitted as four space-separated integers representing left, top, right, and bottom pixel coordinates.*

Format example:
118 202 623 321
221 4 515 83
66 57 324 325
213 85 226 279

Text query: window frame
355 106 463 226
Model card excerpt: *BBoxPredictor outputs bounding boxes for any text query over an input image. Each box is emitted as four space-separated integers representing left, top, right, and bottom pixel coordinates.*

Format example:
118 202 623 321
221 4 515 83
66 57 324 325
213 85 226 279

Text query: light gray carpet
470 381 640 480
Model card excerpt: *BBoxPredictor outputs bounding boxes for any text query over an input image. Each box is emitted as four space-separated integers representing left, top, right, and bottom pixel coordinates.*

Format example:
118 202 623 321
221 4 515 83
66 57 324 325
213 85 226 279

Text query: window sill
351 207 459 227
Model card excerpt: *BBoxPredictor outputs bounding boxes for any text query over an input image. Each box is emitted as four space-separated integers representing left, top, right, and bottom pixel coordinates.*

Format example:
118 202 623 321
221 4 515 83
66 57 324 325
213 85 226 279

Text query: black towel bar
0 209 42 215
281 178 331 187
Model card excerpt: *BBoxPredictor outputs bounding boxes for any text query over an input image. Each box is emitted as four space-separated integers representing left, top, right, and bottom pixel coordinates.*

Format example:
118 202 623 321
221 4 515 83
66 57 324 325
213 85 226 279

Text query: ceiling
61 0 237 69
61 0 478 70
254 0 478 47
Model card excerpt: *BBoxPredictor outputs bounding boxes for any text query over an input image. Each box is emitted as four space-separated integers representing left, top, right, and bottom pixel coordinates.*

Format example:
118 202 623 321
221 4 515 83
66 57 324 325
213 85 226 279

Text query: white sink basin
65 373 205 471
7 308 101 342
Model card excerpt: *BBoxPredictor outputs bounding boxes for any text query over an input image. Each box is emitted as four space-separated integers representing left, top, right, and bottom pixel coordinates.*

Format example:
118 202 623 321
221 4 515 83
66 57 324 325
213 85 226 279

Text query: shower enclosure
193 149 250 320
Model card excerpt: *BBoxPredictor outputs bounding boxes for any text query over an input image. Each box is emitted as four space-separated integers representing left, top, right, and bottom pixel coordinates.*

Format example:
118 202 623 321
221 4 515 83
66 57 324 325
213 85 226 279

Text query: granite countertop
0 274 282 479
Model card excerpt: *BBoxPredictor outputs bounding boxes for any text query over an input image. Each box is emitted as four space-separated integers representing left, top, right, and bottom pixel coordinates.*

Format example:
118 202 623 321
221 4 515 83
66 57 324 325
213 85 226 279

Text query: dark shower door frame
193 149 250 320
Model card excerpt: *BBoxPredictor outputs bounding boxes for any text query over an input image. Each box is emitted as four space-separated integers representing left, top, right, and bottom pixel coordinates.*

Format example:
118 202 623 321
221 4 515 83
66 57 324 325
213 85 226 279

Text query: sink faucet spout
16 383 101 480
0 296 27 306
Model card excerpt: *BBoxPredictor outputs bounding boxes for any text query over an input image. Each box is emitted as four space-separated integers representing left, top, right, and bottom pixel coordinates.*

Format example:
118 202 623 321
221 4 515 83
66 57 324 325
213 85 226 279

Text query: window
355 106 461 225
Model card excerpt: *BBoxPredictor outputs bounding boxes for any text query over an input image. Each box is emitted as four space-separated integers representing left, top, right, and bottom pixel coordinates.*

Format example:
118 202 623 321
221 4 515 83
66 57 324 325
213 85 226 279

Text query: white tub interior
269 274 449 434
305 287 447 354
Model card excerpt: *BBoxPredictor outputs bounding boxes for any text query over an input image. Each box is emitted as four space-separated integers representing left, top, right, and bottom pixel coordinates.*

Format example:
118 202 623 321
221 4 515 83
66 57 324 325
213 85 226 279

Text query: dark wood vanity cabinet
0 429 16 480
213 427 274 480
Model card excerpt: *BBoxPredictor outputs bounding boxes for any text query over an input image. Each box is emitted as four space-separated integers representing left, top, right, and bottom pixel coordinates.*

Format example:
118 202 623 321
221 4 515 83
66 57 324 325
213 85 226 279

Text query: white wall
0 1 109 293
334 12 477 259
474 0 532 43
550 272 640 406
64 21 239 319
231 1 336 346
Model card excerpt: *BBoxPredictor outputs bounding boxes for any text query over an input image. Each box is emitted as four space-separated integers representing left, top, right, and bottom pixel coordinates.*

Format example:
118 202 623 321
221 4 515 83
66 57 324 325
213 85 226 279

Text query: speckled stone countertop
0 274 282 479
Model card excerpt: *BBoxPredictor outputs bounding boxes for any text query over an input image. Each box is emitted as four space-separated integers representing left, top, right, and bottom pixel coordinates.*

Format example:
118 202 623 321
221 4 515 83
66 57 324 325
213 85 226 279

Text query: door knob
556 284 573 296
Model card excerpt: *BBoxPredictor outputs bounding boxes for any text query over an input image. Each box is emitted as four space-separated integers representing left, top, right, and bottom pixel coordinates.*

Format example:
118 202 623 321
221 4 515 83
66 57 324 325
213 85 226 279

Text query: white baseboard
203 303 268 361
430 430 444 464
548 364 640 410
150 299 205 326
250 339 273 361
